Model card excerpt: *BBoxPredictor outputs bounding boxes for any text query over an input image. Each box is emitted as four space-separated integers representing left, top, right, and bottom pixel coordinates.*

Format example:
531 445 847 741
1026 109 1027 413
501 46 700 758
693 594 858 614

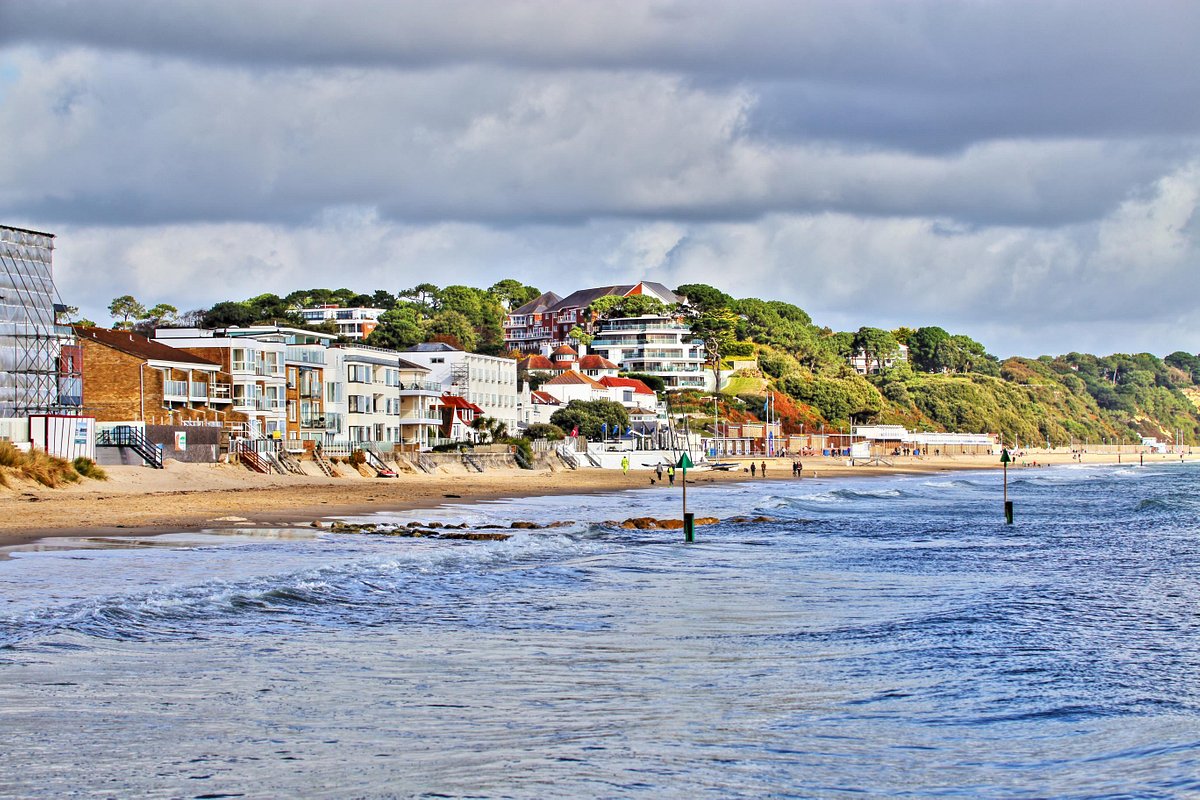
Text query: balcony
163 379 189 400
300 415 326 429
189 381 208 400
397 380 442 394
209 383 232 402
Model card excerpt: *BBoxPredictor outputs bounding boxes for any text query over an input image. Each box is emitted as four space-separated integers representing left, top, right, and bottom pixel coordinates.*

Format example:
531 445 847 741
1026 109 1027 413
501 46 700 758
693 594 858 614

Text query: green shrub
73 457 109 481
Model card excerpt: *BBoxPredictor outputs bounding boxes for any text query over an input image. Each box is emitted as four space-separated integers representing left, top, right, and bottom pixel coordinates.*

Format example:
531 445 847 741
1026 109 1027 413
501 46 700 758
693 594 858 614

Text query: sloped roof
519 354 556 370
511 291 562 316
404 342 460 352
543 371 606 389
439 394 484 413
551 344 578 356
396 357 430 372
599 376 655 394
530 390 560 405
548 285 632 312
630 281 684 304
578 354 618 370
75 326 221 368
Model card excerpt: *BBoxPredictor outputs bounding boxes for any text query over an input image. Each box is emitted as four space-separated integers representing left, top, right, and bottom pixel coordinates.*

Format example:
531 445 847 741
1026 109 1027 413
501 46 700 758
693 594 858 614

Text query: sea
2 462 1199 799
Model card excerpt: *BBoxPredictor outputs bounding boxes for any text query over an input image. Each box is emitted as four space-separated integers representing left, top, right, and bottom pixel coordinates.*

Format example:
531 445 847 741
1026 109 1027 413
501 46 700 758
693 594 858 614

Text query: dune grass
0 441 108 488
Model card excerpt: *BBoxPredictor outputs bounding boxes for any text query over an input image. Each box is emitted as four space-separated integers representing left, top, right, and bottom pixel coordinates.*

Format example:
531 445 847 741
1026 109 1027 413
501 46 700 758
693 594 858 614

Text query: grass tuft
73 456 109 481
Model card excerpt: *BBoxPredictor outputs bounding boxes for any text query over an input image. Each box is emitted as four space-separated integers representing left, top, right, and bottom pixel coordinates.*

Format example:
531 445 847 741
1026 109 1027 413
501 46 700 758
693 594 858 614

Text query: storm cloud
0 0 1197 356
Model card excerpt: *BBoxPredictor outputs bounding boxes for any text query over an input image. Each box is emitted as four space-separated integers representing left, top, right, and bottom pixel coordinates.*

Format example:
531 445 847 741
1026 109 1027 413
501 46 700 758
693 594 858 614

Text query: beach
2 450 1192 550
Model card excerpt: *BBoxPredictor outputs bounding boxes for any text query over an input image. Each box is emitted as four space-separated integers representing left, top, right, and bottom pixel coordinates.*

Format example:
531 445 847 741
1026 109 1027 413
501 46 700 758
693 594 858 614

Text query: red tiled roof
578 354 618 370
551 344 578 356
599 376 655 394
530 390 560 405
519 354 556 370
74 326 221 368
543 371 606 389
439 394 484 413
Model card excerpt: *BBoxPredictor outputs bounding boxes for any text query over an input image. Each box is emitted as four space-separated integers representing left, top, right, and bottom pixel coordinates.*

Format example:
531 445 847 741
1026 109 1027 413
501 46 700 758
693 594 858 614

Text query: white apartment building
588 314 711 391
402 343 519 435
297 305 384 340
154 328 287 437
396 357 442 450
330 344 404 444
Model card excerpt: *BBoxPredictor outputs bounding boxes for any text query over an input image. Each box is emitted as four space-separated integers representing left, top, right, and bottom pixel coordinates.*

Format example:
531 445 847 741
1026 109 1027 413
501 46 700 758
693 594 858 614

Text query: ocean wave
0 530 609 647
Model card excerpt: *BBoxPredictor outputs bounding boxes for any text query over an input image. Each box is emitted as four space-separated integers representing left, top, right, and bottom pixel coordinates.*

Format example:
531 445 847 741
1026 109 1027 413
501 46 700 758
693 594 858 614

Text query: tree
690 307 740 394
549 399 630 440
676 283 733 313
852 327 900 374
567 325 593 346
586 293 670 320
908 326 952 373
400 283 441 312
422 310 477 351
522 423 565 440
202 302 256 328
488 279 541 310
108 295 145 329
365 306 424 349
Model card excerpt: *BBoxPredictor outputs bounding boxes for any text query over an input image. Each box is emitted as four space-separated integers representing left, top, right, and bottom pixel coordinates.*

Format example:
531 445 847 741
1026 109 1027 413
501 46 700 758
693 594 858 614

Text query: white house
588 314 711 391
297 305 385 340
402 342 519 435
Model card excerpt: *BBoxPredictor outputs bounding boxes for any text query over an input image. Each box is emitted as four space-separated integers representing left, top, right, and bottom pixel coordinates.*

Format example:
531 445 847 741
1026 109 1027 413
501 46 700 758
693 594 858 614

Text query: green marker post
679 452 694 542
1000 447 1013 524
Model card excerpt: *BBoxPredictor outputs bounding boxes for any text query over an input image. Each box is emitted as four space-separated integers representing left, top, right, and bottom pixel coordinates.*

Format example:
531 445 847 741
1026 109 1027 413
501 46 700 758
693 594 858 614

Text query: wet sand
1 451 1193 551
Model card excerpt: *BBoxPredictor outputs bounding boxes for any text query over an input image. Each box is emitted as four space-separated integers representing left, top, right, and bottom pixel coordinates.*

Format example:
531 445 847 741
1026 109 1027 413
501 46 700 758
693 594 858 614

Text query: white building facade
402 343 519 435
588 315 711 391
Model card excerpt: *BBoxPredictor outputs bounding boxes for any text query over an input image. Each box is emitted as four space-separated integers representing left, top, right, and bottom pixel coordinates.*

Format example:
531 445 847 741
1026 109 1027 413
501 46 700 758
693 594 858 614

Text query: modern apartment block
502 281 681 352
297 305 384 340
588 314 712 391
0 224 82 416
401 342 519 434
154 328 288 437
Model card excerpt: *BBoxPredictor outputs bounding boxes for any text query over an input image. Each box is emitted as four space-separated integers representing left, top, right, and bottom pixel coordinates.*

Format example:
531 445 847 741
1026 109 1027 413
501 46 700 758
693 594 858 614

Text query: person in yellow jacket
621 455 630 475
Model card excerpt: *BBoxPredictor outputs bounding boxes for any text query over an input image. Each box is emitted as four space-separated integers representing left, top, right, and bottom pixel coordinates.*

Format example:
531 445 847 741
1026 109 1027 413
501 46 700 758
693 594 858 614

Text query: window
231 348 249 371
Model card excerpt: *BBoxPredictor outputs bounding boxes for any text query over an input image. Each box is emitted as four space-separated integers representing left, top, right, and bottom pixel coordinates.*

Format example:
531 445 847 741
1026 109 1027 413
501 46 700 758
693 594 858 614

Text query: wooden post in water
679 452 694 542
1000 447 1013 524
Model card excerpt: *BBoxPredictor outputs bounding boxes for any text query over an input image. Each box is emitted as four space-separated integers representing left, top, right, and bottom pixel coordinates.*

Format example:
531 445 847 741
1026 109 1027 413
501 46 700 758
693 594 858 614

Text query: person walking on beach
750 461 756 477
621 455 630 475
760 460 767 478
656 463 664 482
797 460 803 478
667 465 676 486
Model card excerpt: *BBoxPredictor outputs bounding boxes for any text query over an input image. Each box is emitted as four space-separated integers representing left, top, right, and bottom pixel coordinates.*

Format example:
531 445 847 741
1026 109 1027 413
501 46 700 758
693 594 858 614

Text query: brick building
73 327 234 425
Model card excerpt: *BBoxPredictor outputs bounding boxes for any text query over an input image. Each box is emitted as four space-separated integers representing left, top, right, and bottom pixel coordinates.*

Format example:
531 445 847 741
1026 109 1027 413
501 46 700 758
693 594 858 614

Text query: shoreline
1 451 1195 553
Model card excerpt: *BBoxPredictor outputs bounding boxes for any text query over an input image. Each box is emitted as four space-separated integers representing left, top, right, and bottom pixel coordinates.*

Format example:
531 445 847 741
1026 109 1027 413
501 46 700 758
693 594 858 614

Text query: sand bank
1 450 1194 551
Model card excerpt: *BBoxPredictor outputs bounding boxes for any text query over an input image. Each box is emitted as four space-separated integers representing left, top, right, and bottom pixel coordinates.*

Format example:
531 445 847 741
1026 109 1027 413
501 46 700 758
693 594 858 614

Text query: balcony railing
397 380 442 393
189 381 208 400
209 383 232 401
163 379 188 399
300 415 326 429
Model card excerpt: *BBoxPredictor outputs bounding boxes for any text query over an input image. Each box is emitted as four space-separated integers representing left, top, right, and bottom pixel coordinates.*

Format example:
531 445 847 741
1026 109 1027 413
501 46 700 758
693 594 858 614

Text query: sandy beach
1 450 1195 550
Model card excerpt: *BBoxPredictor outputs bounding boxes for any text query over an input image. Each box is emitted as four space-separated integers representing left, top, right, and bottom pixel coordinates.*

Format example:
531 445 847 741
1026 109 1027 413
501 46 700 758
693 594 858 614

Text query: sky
1 0 1197 358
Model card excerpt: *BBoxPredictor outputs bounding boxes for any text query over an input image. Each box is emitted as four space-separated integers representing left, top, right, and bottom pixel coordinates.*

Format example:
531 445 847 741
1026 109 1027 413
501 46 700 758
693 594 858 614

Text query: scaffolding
0 224 82 417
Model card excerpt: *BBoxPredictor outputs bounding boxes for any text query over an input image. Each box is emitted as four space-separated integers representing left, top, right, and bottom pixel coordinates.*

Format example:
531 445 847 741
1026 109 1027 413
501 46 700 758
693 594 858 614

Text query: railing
209 382 232 400
397 380 442 393
301 415 326 429
96 425 163 469
163 379 188 399
189 381 208 399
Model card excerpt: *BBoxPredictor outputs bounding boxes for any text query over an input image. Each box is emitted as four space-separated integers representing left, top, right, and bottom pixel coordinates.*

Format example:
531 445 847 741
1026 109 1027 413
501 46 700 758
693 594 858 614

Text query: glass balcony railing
163 380 188 398
189 381 208 399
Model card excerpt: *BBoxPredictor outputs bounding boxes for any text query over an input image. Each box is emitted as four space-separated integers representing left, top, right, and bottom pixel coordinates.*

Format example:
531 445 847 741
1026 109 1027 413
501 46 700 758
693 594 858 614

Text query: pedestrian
621 455 630 475
760 460 767 477
656 463 664 481
750 462 756 477
791 460 798 477
797 460 803 477
667 465 676 486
